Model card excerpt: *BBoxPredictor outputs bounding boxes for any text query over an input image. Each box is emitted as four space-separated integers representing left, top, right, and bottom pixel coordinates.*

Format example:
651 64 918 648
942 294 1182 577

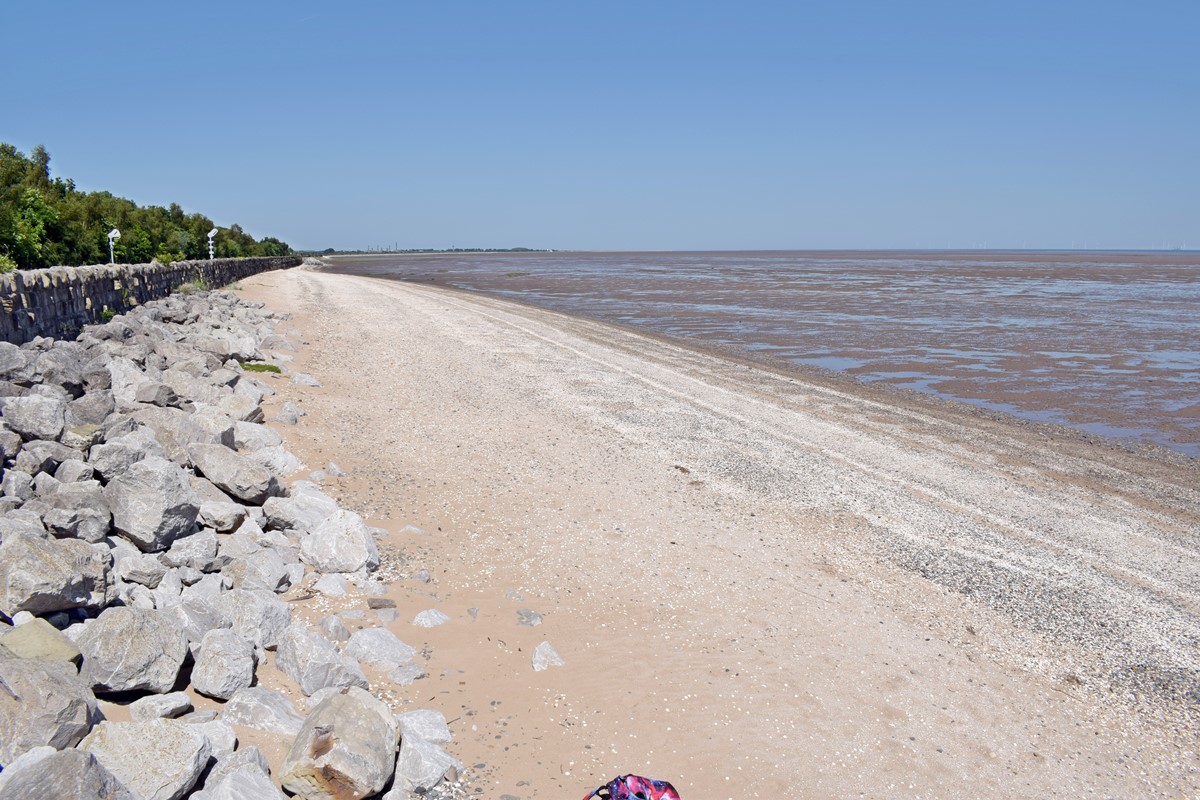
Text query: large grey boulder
0 657 100 764
0 616 82 665
217 392 263 423
34 345 86 395
262 483 338 532
160 528 219 570
113 552 168 588
80 719 211 800
104 456 199 552
76 606 188 693
66 390 116 427
0 749 133 800
214 589 291 649
0 469 32 501
55 457 96 482
191 766 284 800
160 369 225 406
300 510 379 574
131 406 235 464
128 691 193 721
246 445 303 479
14 438 76 474
221 686 305 736
87 427 164 481
222 547 290 592
345 627 417 670
0 746 57 794
280 686 400 800
0 343 33 384
0 394 66 441
396 709 453 745
232 421 280 451
387 735 463 798
41 480 112 543
107 358 156 409
197 500 246 533
199 746 271 790
162 581 234 644
0 510 46 539
188 444 278 505
184 717 237 761
274 622 368 696
0 532 111 616
192 629 257 700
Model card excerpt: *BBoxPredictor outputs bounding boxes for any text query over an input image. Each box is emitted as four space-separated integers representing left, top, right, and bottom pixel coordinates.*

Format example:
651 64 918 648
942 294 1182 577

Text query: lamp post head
108 228 121 241
207 228 218 240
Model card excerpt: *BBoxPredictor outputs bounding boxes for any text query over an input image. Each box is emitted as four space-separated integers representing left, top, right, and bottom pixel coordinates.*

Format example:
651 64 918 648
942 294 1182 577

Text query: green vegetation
175 276 210 295
0 143 292 270
241 362 281 374
99 308 116 322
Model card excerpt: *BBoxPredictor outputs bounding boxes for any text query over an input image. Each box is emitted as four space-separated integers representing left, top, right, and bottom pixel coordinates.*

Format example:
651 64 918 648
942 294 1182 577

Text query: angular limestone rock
345 627 417 670
214 588 291 649
0 532 111 616
201 745 271 789
0 616 82 665
387 735 463 798
0 749 133 800
191 765 284 800
128 691 193 721
221 547 289 593
80 719 212 800
300 509 379 574
412 609 451 628
0 394 66 441
113 552 168 588
104 456 200 552
187 443 278 505
221 686 305 736
0 657 99 764
280 686 399 800
262 483 338 532
192 629 257 700
197 500 247 533
76 606 188 693
396 709 453 745
274 622 368 696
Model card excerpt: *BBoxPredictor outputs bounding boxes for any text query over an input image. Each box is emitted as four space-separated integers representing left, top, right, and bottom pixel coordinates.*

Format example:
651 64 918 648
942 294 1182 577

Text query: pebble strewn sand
240 268 1199 799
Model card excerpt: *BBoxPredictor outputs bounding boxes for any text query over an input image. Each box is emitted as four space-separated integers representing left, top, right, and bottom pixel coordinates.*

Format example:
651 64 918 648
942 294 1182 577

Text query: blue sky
3 1 1197 251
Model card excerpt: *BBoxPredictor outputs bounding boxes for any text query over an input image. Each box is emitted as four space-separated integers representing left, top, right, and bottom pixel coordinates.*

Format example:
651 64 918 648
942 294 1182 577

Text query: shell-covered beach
239 266 1200 798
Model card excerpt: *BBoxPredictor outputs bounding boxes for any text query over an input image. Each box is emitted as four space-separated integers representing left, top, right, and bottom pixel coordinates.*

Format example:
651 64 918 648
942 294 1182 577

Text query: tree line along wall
0 256 301 344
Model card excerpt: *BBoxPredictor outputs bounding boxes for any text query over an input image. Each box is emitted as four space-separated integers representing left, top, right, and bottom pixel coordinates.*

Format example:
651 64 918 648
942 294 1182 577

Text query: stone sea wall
0 257 301 345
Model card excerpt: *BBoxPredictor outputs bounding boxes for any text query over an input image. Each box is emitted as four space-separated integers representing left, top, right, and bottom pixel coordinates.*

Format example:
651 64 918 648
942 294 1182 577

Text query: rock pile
0 290 460 799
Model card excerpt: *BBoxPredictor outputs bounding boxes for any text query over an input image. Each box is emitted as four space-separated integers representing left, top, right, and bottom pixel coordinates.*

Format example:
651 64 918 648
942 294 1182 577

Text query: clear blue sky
3 1 1197 251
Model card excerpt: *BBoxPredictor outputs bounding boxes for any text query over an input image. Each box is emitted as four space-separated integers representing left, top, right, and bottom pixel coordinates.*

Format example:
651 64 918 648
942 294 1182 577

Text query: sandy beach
239 267 1199 798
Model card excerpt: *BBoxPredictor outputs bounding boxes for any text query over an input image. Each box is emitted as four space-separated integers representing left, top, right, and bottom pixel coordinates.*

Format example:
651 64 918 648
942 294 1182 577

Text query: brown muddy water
323 250 1200 458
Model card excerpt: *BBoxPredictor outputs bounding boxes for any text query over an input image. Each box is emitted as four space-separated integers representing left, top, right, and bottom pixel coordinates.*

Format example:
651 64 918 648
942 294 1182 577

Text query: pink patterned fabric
582 774 681 800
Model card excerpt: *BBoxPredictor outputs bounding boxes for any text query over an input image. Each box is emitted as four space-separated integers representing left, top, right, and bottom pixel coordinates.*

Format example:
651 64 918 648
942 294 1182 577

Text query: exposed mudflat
240 268 1199 799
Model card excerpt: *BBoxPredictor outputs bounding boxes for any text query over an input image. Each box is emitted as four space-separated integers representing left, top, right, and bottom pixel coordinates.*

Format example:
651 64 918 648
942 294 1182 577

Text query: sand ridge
238 268 1198 798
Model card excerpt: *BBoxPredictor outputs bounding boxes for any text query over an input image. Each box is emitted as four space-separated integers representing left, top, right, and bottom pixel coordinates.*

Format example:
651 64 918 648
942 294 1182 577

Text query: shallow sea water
327 250 1200 458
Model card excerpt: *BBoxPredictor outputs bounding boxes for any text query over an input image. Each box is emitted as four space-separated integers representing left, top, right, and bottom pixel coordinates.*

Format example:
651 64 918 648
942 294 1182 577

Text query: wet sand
240 268 1198 798
328 250 1200 458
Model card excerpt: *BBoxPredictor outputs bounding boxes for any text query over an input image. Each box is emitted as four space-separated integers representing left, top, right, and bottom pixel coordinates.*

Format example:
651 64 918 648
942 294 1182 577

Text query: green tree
10 188 59 269
0 143 292 267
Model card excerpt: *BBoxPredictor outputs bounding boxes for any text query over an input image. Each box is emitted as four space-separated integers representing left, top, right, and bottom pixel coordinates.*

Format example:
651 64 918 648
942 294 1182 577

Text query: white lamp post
207 228 218 261
107 229 121 264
